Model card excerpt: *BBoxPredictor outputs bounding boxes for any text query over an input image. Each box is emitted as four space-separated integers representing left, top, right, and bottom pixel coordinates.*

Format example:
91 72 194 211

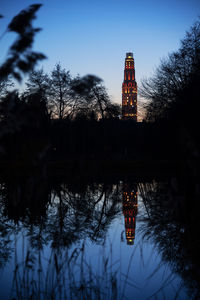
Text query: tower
122 52 137 120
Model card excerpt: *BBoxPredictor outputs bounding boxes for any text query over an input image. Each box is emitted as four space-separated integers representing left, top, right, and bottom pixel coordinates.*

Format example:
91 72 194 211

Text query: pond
0 173 199 299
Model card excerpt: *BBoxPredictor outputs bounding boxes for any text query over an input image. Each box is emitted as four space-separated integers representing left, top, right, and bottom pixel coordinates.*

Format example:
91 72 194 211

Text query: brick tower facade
122 52 137 120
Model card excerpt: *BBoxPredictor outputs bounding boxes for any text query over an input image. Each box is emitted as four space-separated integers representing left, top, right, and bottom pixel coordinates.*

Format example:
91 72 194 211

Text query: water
0 176 199 299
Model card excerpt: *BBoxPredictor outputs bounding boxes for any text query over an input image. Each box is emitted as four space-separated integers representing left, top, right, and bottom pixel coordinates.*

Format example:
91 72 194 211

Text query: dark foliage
71 74 120 119
0 4 46 82
0 91 50 161
48 119 179 163
141 19 200 124
140 19 200 161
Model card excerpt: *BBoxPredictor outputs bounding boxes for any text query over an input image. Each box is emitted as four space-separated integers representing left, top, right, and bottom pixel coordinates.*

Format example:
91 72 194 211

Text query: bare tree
49 63 74 119
140 19 200 122
26 69 49 96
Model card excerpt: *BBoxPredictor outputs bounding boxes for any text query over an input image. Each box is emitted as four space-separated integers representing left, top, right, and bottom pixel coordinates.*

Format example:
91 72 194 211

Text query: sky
0 0 200 108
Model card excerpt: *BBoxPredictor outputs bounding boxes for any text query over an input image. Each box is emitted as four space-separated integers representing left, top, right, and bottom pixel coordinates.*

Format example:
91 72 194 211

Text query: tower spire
122 52 137 120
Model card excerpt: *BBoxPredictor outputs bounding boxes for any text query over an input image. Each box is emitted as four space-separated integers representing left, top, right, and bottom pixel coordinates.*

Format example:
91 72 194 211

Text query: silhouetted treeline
0 95 195 169
141 19 200 159
0 107 186 169
25 65 121 120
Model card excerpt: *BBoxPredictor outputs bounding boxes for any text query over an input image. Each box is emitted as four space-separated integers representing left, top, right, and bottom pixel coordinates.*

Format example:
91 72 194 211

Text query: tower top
126 52 133 58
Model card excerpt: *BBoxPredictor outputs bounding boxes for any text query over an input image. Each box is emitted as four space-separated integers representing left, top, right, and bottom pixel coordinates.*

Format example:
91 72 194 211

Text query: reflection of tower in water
122 184 138 245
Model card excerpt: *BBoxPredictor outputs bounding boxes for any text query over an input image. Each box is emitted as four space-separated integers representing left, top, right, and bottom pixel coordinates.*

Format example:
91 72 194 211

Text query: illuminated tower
122 184 138 245
122 52 137 120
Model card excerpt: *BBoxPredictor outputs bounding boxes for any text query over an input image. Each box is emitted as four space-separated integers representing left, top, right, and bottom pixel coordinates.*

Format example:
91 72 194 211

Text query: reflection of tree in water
0 173 122 260
3 173 199 299
0 171 50 268
0 174 124 299
0 174 49 222
46 181 122 248
139 178 200 299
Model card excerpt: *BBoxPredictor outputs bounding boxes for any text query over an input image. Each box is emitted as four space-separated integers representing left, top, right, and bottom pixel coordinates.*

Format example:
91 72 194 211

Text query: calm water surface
0 176 198 299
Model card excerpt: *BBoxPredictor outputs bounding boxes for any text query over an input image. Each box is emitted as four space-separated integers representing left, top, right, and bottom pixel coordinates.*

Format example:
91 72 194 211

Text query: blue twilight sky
0 0 200 106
